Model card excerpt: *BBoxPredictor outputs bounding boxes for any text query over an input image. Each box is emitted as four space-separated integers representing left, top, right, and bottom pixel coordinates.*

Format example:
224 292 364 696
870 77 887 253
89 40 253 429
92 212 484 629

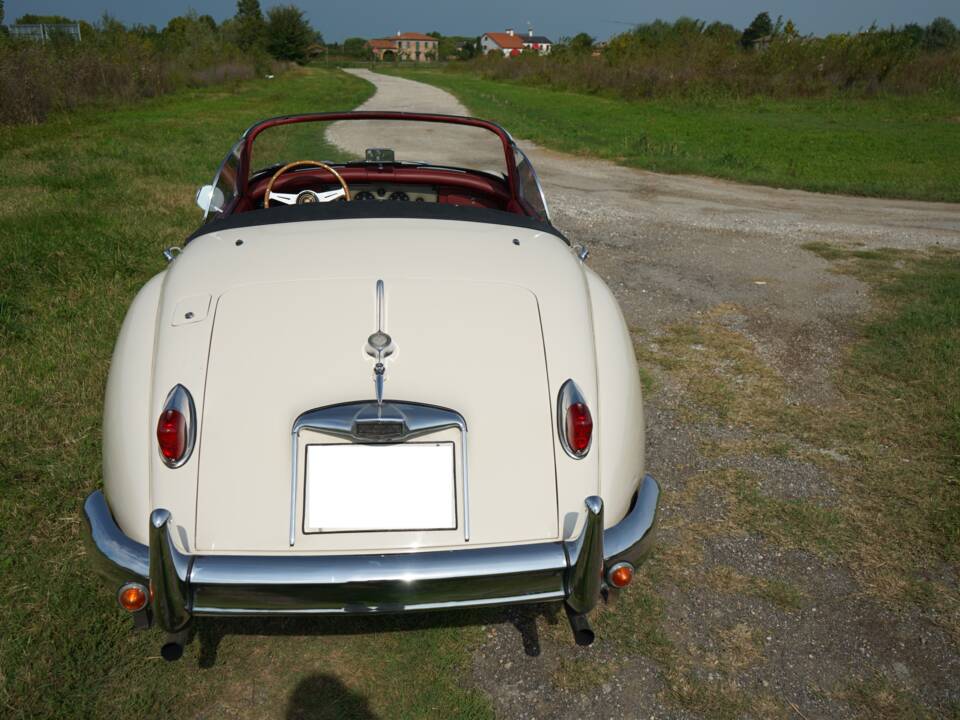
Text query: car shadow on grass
285 673 378 719
194 602 559 668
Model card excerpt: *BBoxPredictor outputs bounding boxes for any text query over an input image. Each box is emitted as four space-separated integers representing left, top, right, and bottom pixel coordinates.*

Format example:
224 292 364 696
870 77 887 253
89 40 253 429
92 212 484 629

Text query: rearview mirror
365 148 395 162
195 185 225 214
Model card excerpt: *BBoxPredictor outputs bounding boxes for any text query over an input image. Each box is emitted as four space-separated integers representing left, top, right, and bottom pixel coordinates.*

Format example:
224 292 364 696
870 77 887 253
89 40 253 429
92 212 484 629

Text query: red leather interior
244 166 513 213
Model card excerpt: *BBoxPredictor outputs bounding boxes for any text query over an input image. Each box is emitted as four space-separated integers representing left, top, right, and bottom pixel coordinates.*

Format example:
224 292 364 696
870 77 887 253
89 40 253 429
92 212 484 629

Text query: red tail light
558 380 593 458
157 384 196 468
566 402 593 454
157 409 186 462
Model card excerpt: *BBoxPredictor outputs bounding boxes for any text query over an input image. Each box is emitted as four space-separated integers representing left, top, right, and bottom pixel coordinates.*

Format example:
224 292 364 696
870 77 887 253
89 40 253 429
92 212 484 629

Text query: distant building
367 38 398 60
368 32 438 62
522 30 553 54
481 28 553 56
481 29 525 57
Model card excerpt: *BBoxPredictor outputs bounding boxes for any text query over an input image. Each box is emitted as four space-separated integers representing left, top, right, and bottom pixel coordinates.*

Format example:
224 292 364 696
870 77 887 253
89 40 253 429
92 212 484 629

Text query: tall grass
465 19 960 99
0 16 277 125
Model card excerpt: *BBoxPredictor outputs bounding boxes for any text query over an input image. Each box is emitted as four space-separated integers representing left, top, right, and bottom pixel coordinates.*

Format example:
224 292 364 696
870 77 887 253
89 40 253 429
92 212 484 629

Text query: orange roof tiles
484 32 524 49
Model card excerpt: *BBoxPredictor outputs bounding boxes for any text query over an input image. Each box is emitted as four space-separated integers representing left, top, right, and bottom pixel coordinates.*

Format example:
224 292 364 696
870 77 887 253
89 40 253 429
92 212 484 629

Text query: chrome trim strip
158 384 197 469
376 278 384 329
365 279 396 406
564 496 604 614
557 379 592 459
289 401 470 544
149 509 192 632
191 591 565 616
462 427 471 542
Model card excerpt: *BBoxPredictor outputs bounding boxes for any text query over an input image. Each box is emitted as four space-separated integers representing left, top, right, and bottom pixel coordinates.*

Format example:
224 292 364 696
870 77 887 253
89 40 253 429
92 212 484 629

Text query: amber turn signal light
607 562 634 589
117 582 149 613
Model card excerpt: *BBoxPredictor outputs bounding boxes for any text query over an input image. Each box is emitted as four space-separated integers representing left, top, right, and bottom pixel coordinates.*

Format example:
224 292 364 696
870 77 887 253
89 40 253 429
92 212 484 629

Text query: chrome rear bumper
82 475 659 631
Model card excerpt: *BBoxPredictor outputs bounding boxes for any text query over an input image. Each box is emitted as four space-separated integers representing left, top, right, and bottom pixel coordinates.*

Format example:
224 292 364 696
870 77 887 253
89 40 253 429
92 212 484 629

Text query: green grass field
380 68 960 202
0 67 494 720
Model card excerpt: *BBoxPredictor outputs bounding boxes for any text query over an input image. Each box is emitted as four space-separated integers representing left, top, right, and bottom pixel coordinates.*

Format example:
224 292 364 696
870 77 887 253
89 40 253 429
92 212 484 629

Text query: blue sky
4 0 958 42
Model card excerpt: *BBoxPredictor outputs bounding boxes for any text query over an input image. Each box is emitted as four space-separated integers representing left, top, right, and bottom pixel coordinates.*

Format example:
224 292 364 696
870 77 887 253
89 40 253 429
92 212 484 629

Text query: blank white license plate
304 442 456 532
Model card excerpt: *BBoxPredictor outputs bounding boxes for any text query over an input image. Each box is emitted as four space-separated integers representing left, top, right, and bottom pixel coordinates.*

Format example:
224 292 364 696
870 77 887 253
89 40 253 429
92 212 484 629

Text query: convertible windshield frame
238 111 523 208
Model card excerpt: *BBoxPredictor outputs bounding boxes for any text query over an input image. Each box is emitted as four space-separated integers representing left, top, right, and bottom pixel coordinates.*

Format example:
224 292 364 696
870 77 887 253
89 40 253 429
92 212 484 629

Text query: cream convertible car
82 111 660 658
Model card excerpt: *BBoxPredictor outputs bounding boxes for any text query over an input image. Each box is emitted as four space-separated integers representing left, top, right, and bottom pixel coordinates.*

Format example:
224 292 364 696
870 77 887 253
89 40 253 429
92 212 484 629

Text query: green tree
703 21 739 44
901 23 925 47
923 17 959 50
162 11 218 52
458 38 479 60
568 32 594 53
264 5 313 63
235 0 265 51
342 36 370 58
740 11 773 48
0 1 5 26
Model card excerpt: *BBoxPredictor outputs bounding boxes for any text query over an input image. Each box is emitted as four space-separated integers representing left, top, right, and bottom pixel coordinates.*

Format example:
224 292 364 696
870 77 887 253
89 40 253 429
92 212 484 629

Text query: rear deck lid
195 277 558 552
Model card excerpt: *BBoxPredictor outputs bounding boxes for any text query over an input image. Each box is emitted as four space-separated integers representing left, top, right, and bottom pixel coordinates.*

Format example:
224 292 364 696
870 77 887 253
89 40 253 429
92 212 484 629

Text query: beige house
368 32 439 62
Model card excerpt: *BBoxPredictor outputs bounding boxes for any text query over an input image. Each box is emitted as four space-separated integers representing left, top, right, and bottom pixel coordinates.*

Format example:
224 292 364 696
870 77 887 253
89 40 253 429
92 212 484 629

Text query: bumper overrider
82 475 659 645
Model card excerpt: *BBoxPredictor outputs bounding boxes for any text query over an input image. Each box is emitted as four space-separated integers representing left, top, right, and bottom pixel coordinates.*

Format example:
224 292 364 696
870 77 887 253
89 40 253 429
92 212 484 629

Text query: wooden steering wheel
264 160 352 208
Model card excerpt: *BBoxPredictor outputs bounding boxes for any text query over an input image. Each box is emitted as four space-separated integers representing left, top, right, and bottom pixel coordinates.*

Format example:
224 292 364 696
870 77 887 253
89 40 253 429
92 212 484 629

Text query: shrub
0 12 272 125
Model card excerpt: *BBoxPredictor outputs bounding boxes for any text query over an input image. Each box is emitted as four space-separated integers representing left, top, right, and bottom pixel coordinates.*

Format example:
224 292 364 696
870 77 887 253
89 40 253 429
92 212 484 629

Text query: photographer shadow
285 673 377 720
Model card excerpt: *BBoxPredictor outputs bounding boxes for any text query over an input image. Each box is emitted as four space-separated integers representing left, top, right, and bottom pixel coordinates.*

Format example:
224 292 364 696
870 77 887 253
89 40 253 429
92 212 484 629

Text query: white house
522 30 553 54
481 29 525 57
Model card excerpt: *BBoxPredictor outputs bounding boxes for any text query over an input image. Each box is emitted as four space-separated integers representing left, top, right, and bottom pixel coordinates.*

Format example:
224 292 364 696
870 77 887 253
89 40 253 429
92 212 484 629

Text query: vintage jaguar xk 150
82 111 660 658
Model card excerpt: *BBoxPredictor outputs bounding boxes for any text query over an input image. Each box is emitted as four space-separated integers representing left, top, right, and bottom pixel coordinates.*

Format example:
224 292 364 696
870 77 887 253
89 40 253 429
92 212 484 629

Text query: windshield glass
249 118 509 179
201 138 243 220
514 147 550 223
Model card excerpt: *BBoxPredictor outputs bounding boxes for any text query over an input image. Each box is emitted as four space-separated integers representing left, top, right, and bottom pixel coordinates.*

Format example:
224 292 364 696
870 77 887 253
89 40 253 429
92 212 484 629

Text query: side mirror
195 185 225 214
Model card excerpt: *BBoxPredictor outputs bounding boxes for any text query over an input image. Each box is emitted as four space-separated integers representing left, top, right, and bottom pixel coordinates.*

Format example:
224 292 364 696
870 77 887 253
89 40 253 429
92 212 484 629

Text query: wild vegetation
0 1 319 125
463 15 960 99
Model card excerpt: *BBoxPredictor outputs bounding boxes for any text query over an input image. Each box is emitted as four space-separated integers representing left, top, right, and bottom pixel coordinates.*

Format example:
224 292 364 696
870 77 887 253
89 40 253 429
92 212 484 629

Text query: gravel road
331 69 960 719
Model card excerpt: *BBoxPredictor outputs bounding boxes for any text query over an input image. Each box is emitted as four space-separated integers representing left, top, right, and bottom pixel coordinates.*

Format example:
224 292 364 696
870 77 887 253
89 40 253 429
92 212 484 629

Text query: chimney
529 29 534 37
506 28 514 36
396 31 401 36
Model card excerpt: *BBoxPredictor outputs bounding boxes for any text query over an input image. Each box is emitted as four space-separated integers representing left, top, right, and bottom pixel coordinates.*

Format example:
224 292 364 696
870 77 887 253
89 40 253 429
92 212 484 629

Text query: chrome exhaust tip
160 641 184 662
565 605 595 646
160 628 191 662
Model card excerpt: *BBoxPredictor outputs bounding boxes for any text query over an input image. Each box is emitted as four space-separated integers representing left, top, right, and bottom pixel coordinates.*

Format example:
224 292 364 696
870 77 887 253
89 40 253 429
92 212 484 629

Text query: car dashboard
350 184 438 203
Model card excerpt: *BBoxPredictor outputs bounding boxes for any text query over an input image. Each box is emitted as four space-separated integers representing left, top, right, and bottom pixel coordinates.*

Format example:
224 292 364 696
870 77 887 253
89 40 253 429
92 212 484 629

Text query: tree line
1 1 321 63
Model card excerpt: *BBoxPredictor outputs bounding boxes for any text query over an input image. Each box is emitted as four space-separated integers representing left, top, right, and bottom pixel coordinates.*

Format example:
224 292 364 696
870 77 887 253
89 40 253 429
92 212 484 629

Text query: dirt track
328 70 960 718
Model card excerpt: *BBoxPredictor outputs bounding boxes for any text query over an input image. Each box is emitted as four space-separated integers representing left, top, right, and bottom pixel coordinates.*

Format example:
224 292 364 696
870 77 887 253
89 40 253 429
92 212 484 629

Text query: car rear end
85 217 659 655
